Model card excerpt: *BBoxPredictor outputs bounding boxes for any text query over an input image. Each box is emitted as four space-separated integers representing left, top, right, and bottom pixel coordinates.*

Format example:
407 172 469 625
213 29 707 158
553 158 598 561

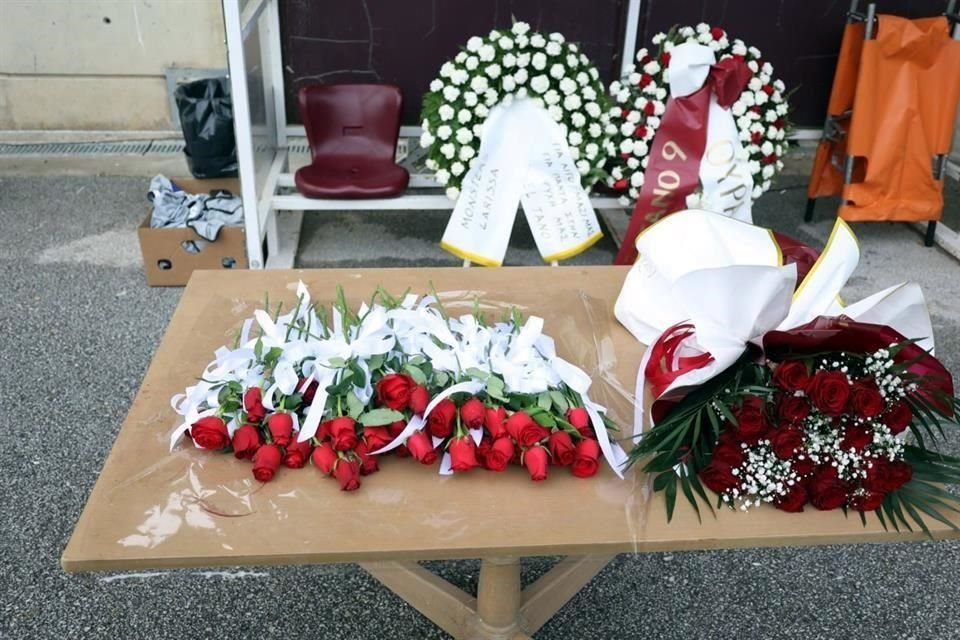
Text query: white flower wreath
605 23 791 206
419 22 613 199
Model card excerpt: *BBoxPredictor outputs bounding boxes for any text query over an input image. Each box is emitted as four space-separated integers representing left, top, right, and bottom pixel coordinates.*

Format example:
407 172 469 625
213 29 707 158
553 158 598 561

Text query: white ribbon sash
441 99 602 266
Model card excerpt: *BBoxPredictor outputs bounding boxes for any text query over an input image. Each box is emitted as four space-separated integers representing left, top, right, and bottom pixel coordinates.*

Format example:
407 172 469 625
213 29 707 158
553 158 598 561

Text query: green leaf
434 371 450 387
537 392 553 412
486 376 507 402
678 467 701 523
327 356 347 368
345 391 364 419
358 408 405 426
254 338 263 359
465 367 490 381
665 473 678 522
532 412 557 428
403 364 428 385
549 390 569 413
367 354 385 371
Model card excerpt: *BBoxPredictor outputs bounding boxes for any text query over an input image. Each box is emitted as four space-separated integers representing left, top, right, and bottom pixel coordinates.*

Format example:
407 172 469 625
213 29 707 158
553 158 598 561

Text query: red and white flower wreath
605 24 791 206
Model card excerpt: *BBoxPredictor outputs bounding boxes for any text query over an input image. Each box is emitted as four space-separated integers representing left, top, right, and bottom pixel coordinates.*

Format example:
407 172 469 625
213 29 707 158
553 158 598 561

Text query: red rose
792 456 815 476
505 411 549 447
699 462 739 495
865 459 912 493
571 438 601 478
298 378 318 404
283 438 312 469
565 407 592 437
762 84 775 96
267 413 294 448
317 420 332 441
449 436 480 472
231 424 262 459
484 437 514 472
476 436 493 466
243 387 266 423
376 373 415 411
354 441 379 476
778 395 810 423
311 443 337 475
407 430 438 465
775 484 808 513
427 399 456 439
328 416 359 451
751 131 763 144
773 361 810 391
460 397 486 430
661 52 671 65
548 431 576 466
850 378 884 418
485 406 508 439
639 74 652 87
849 490 885 512
840 426 873 452
191 416 230 450
524 446 549 481
387 420 406 437
613 178 628 190
408 385 430 414
771 427 804 460
252 444 282 482
643 101 655 115
733 396 767 443
809 475 849 511
334 457 361 491
711 441 745 468
396 444 411 458
884 402 913 434
807 371 851 416
634 125 648 138
710 26 725 40
363 426 392 451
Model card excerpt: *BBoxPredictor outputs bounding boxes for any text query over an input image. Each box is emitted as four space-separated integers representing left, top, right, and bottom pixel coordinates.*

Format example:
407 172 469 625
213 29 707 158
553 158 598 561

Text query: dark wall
280 0 629 125
280 0 951 128
639 0 950 126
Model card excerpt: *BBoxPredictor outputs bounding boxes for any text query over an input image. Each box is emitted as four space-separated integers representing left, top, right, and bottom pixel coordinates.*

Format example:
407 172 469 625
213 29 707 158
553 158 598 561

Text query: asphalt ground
2 170 960 639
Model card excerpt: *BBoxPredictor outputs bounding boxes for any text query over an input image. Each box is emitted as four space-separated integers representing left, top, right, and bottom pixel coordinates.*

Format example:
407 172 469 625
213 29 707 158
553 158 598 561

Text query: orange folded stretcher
806 1 960 246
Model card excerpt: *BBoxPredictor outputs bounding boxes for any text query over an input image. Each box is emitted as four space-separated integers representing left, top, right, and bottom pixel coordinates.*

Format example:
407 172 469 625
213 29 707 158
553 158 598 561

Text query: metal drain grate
0 139 306 157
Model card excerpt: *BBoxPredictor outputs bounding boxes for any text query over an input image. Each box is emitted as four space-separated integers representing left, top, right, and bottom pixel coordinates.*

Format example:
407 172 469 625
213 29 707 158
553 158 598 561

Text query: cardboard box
138 177 248 286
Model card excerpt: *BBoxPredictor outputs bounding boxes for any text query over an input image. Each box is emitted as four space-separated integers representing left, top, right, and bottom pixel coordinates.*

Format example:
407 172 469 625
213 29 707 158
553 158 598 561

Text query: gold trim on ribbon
542 231 604 263
792 218 858 302
439 241 503 267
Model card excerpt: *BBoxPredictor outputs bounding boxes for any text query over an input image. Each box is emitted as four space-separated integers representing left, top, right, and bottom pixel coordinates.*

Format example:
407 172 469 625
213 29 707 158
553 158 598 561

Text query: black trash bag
174 77 238 179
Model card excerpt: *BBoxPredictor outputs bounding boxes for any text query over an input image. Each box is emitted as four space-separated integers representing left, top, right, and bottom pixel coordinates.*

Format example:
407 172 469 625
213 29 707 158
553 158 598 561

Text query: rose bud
387 420 406 438
328 416 359 451
565 407 592 437
267 413 294 448
231 424 262 459
807 370 851 417
547 430 576 466
505 411 549 447
252 444 282 482
572 438 601 478
317 419 333 441
311 443 337 475
770 426 804 460
449 436 480 472
354 441 379 476
459 397 486 430
408 385 430 414
732 396 767 444
849 490 885 512
772 360 810 392
427 399 456 439
484 406 508 439
243 387 267 423
363 426 393 451
884 402 913 434
283 438 313 469
190 416 231 450
774 484 808 513
376 373 415 411
484 437 514 472
298 377 318 404
523 446 549 481
850 377 884 418
334 457 362 491
407 430 439 465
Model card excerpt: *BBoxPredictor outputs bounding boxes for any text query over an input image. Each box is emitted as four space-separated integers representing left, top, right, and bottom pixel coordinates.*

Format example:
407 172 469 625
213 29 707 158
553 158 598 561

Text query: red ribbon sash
614 57 751 265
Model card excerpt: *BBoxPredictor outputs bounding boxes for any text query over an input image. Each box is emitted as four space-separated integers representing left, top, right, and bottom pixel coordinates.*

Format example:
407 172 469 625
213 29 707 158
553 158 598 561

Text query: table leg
473 557 528 640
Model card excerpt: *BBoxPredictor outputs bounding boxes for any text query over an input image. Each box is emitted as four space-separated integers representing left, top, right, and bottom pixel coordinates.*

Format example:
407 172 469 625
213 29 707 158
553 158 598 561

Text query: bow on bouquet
615 210 960 534
615 42 755 265
171 283 626 491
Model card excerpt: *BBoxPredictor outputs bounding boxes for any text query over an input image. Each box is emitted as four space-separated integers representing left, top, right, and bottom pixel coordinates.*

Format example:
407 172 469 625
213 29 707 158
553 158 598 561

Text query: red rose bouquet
170 283 622 491
616 210 960 535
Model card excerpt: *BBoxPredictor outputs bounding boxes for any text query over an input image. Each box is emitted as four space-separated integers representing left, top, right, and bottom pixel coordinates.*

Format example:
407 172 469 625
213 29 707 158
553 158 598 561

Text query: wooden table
63 267 960 639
